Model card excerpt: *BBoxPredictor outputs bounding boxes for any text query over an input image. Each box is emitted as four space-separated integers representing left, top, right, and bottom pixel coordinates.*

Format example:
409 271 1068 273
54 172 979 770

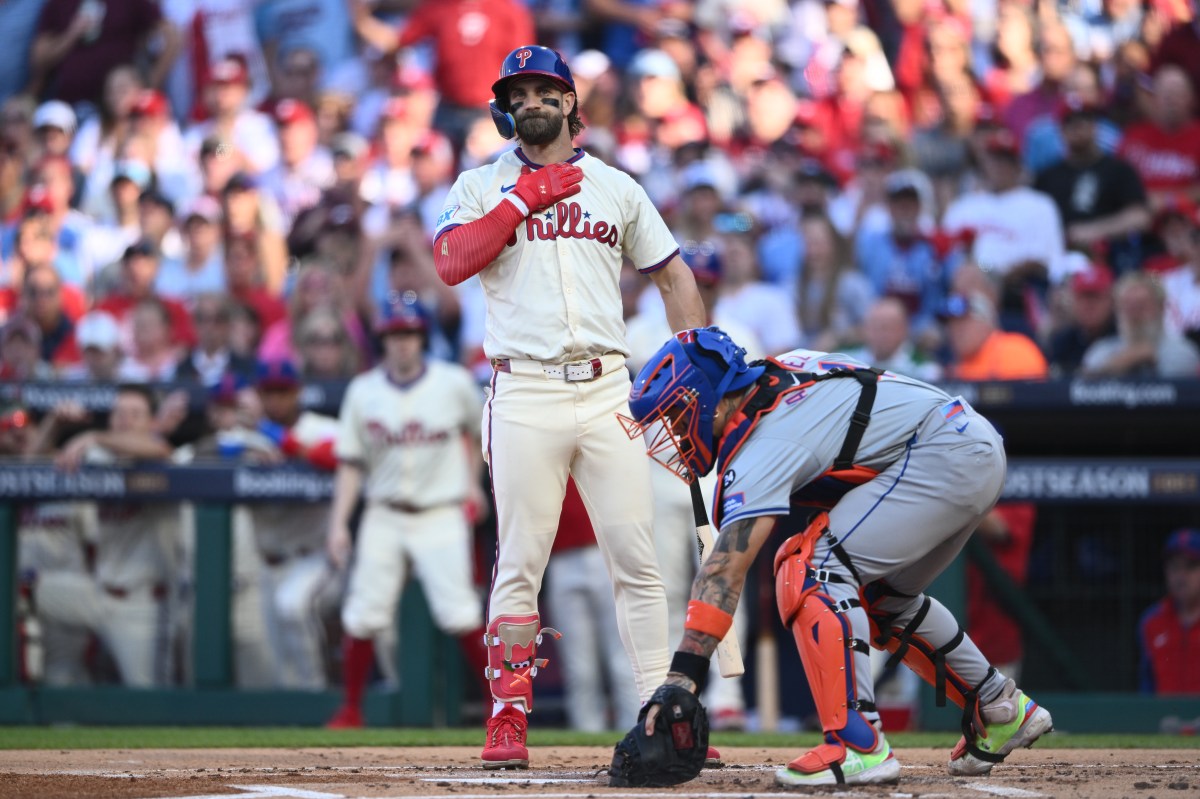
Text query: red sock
340 636 374 710
457 627 491 702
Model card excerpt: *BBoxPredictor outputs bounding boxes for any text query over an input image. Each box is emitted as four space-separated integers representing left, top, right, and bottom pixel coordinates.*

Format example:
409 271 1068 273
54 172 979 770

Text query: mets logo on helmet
516 49 533 68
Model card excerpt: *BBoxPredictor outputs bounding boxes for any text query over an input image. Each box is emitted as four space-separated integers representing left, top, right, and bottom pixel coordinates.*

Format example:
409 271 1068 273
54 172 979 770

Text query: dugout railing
0 376 1199 731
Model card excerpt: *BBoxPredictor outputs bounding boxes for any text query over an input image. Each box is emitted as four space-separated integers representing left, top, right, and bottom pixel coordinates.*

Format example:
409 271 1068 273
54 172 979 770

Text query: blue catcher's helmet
618 327 764 483
489 45 576 139
377 293 430 338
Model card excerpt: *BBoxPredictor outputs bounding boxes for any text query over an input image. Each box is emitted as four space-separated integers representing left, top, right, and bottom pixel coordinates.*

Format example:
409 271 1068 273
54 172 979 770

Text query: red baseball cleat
481 705 529 769
325 705 363 729
705 745 723 768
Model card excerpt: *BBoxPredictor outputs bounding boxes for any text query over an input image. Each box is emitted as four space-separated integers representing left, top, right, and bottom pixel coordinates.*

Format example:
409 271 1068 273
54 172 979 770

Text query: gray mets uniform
712 349 1009 717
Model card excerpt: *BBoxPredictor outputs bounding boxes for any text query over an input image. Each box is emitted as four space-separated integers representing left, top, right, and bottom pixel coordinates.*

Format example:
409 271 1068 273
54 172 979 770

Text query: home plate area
0 747 1193 799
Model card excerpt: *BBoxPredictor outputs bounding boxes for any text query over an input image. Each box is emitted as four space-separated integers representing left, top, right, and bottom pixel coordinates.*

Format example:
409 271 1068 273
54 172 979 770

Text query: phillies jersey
435 148 680 363
1119 120 1200 193
336 361 483 508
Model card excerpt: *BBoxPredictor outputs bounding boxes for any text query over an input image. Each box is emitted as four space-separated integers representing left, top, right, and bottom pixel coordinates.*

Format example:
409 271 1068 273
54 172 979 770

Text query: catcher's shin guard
483 614 562 712
774 515 878 759
862 589 973 709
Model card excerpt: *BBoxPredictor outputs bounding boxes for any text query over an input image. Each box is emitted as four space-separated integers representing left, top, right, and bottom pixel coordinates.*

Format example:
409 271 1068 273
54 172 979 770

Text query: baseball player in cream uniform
17 502 95 685
326 298 488 729
433 46 706 768
248 360 341 690
32 385 185 687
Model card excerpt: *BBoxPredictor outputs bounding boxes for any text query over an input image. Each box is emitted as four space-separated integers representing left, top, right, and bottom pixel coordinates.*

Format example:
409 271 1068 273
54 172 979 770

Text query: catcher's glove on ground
609 684 709 787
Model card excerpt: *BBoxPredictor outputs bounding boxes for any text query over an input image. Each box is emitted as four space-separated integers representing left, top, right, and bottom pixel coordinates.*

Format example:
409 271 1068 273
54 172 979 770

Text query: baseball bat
755 550 781 730
755 631 780 731
690 480 746 677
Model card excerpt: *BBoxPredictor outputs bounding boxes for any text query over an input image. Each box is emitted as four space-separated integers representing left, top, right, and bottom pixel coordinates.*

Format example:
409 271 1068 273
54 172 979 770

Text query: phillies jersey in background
335 360 482 508
1119 119 1200 195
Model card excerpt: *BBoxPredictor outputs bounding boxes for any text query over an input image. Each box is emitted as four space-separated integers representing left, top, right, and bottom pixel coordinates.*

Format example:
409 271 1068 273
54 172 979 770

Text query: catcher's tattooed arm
658 514 780 696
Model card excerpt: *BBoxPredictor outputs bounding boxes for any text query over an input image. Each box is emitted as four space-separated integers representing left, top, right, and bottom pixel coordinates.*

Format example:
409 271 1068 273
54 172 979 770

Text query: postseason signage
0 463 333 502
1002 460 1200 503
0 460 1198 504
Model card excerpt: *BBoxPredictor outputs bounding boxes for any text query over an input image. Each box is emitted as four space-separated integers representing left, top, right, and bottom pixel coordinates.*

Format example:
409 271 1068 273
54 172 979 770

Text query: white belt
493 352 627 382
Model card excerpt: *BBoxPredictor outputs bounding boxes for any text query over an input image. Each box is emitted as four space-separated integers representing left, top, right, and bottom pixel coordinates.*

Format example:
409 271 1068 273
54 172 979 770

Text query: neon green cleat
776 737 901 787
949 679 1054 776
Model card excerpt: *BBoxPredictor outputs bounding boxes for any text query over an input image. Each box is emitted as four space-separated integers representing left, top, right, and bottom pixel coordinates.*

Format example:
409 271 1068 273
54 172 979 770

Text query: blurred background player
1139 529 1200 695
27 385 184 687
187 373 275 688
246 359 340 689
326 298 488 728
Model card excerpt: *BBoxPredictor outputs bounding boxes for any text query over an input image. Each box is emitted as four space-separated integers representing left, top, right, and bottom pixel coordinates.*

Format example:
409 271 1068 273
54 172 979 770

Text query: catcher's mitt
609 684 709 787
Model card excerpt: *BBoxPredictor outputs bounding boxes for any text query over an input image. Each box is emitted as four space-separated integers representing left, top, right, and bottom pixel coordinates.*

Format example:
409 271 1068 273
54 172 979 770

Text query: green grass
0 727 1194 751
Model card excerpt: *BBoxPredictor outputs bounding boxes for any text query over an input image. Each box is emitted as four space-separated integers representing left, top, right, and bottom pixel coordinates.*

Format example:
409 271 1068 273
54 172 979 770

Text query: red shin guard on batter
862 593 973 709
483 614 562 712
775 515 878 766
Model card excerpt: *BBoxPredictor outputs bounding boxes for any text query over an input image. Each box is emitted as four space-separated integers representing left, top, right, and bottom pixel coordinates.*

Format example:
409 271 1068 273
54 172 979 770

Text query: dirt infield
0 746 1194 799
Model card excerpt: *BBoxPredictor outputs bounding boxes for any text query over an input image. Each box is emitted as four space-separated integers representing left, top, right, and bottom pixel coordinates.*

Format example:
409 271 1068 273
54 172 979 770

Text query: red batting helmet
489 46 576 140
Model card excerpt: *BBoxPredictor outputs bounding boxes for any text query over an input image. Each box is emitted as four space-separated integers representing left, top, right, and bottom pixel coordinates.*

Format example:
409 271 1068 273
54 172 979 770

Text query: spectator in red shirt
1118 65 1200 210
349 0 534 148
1139 529 1200 694
1 211 85 322
223 232 286 331
29 0 179 106
96 239 196 350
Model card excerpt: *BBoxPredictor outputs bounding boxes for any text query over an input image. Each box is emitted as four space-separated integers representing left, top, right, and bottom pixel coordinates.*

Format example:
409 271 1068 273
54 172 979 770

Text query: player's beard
516 110 564 146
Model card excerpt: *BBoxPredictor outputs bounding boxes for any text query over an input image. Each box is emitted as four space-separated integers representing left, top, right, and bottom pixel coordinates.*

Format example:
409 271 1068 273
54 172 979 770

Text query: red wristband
685 600 733 640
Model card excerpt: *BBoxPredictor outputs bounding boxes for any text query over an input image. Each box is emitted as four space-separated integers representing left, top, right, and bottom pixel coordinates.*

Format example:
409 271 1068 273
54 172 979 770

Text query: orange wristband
685 600 733 640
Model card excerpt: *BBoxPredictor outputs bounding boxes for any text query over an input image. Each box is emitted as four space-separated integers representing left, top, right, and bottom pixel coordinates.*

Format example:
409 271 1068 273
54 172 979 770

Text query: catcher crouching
612 327 1053 787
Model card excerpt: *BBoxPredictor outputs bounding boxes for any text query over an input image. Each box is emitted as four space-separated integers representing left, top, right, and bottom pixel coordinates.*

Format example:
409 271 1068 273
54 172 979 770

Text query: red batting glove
510 163 584 214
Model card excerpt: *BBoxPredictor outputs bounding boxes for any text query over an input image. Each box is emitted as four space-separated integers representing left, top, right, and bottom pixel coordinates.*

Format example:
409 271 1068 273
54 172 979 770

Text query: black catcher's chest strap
722 361 883 471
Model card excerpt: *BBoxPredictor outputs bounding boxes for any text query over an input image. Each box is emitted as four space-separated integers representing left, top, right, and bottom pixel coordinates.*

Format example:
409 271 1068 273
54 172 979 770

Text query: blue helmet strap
490 101 516 140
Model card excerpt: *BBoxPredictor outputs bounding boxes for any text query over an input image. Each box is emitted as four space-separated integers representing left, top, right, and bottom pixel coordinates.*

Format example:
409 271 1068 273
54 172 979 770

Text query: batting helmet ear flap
490 101 516 140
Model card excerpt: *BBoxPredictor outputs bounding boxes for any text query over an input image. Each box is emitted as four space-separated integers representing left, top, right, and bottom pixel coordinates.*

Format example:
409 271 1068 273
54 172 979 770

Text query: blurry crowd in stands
0 0 1199 697
1 0 1200 396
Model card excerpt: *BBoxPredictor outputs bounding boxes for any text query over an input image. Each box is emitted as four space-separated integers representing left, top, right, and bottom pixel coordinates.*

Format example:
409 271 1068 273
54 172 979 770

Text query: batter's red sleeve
433 198 527 286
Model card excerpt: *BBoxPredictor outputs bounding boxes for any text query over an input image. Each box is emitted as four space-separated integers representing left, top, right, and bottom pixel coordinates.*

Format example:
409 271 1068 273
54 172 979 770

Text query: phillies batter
622 328 1053 786
433 46 705 768
326 298 489 728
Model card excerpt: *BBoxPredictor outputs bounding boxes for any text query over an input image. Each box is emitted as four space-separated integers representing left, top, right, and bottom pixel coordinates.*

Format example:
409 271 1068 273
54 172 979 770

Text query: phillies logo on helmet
516 49 533 68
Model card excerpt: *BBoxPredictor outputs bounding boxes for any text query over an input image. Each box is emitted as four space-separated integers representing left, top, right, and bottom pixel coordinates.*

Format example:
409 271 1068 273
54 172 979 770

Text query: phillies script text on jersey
507 201 620 248
365 419 452 446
